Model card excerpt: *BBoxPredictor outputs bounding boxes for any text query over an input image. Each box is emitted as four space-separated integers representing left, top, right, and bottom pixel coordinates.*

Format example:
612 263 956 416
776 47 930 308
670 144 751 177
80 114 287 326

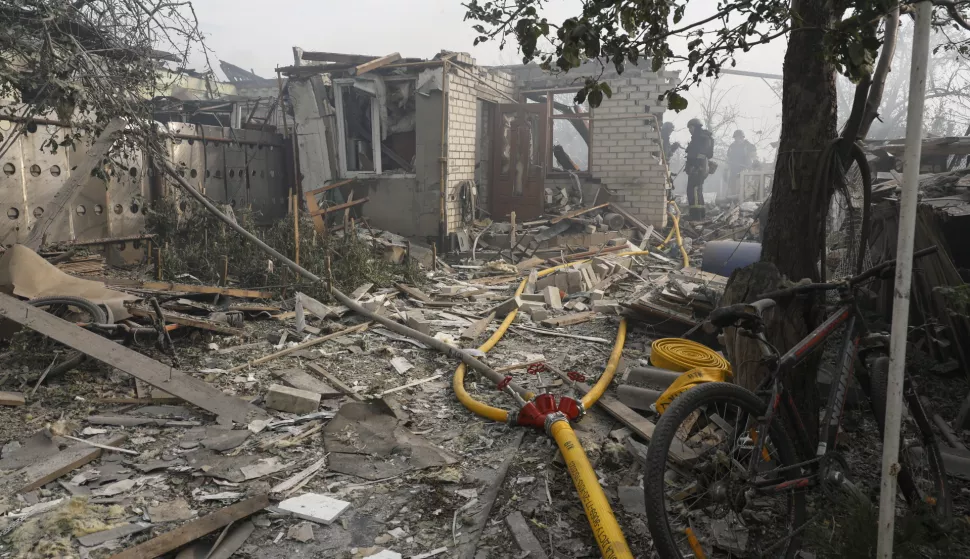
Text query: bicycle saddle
709 299 776 328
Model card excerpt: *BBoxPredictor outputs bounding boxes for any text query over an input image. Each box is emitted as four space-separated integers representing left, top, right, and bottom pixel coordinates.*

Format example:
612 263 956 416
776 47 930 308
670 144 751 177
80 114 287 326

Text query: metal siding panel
0 124 27 247
225 137 248 209
203 127 227 203
22 124 73 242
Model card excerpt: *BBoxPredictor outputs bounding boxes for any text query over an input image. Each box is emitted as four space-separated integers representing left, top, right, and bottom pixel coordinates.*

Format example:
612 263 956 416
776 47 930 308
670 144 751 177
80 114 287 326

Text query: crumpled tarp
0 244 138 320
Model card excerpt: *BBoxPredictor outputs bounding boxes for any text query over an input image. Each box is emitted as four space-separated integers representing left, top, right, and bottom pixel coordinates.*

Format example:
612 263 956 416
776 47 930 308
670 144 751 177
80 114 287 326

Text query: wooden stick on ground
107 495 269 559
226 322 370 373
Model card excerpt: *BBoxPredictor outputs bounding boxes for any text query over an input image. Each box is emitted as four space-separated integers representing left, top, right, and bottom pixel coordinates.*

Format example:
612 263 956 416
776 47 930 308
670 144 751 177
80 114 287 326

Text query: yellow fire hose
452 255 654 559
656 201 690 268
650 337 731 372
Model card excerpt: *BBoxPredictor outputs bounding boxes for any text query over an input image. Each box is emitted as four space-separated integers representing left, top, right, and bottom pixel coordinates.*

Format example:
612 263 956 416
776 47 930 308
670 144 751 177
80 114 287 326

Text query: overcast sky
188 0 785 145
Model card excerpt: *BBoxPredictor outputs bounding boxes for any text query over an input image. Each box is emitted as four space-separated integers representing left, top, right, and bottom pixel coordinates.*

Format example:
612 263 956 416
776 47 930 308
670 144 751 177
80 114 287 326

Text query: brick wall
502 63 679 228
444 54 516 233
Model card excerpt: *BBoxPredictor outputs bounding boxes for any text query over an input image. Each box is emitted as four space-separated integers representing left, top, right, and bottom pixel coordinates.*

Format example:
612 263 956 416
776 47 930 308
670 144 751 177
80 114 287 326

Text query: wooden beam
0 391 25 406
307 197 369 218
395 283 433 303
1 434 127 493
97 279 273 299
300 51 378 64
539 312 598 328
0 293 264 423
106 495 270 559
460 312 496 340
351 52 402 76
127 307 246 337
549 203 610 224
307 363 364 401
226 322 370 373
305 179 355 197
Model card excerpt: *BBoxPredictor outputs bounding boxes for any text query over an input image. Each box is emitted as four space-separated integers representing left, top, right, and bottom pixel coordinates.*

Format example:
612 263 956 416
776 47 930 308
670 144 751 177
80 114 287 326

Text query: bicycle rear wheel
867 355 951 521
645 382 806 558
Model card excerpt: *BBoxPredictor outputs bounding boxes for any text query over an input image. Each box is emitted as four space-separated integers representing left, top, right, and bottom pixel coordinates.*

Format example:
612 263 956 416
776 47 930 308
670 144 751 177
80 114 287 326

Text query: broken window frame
333 78 383 177
523 88 593 178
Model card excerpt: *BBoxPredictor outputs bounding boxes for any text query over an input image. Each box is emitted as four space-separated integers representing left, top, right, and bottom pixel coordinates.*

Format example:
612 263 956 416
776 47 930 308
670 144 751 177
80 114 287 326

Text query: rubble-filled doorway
490 104 546 220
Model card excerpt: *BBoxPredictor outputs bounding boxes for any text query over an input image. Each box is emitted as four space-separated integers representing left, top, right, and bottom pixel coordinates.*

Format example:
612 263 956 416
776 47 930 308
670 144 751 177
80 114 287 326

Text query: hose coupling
544 412 568 436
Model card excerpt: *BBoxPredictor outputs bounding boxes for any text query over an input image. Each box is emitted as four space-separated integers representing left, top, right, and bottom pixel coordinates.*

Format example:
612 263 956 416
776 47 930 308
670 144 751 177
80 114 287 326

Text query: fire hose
453 258 641 559
164 158 645 558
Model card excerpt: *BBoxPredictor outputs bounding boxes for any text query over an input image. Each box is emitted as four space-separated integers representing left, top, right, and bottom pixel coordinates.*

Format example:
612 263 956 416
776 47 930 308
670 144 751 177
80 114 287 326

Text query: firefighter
684 118 714 220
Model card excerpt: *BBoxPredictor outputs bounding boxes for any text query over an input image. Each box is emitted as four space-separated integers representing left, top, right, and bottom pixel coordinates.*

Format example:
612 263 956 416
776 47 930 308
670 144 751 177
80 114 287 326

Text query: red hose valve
497 376 513 391
534 393 557 415
527 363 548 375
557 396 584 420
567 371 586 382
516 402 545 428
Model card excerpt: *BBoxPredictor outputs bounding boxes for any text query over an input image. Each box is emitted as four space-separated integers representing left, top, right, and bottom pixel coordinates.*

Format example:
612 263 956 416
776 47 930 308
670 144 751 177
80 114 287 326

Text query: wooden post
405 240 411 266
146 239 153 266
221 255 229 287
326 255 333 296
292 192 300 269
431 242 437 271
155 247 163 280
510 211 517 250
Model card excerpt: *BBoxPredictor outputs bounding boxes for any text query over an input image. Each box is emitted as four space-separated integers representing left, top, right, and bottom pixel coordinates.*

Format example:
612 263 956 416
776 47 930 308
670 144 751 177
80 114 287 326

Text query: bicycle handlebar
758 245 938 300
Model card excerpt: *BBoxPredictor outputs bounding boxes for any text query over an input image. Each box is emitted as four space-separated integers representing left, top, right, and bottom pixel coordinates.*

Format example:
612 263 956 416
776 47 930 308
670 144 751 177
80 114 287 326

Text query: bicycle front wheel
645 382 807 559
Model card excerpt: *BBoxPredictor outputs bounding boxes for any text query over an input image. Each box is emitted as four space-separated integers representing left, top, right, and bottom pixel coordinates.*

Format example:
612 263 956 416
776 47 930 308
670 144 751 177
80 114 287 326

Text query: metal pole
876 3 932 557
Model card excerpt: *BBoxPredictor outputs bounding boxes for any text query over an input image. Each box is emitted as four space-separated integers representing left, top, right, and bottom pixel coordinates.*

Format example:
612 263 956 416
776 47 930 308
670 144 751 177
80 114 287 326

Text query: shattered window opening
526 90 592 174
334 77 416 177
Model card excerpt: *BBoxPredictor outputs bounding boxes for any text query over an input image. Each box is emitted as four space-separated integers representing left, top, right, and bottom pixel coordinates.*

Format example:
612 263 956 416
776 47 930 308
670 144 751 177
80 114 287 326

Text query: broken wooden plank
539 312 597 328
305 178 355 197
0 293 263 424
505 511 549 559
127 307 246 337
351 52 402 76
107 495 270 559
226 322 370 373
608 202 663 241
514 324 609 344
271 458 326 495
306 363 364 401
78 523 153 547
2 433 127 494
395 283 434 303
457 431 524 559
377 373 444 397
205 520 255 559
562 376 694 464
300 51 378 64
460 312 496 340
0 391 26 406
307 197 369 217
103 280 273 299
273 369 343 398
549 203 610 224
295 292 337 319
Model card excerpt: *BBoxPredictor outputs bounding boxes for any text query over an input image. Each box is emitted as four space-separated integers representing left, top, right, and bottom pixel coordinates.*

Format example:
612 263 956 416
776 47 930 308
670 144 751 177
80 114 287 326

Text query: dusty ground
1 253 969 559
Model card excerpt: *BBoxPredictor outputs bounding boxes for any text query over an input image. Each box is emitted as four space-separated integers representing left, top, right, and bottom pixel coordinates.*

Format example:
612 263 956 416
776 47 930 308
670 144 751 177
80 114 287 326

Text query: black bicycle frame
750 294 868 481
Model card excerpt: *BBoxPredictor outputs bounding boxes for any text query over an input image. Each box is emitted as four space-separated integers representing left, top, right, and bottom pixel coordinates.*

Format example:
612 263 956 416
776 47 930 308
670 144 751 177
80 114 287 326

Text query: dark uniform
685 120 714 220
661 122 681 161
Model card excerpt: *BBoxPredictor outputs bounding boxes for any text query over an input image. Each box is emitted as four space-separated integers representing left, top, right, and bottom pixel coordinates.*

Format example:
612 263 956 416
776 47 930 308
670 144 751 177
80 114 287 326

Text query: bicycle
643 246 951 558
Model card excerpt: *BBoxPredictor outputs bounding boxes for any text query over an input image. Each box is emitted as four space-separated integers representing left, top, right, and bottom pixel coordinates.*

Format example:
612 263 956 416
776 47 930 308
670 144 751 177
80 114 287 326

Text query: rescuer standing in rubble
661 121 681 161
684 118 714 220
726 129 758 200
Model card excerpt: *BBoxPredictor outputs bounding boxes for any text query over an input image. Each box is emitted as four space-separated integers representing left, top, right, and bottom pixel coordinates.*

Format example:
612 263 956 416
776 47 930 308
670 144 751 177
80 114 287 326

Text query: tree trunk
724 0 839 445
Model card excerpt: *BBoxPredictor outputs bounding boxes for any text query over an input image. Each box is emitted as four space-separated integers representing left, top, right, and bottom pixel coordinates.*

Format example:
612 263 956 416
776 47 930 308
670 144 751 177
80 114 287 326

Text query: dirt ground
1 251 969 559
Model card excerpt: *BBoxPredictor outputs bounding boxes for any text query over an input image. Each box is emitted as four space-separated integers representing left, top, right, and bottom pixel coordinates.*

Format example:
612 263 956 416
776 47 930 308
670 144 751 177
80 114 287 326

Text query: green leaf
601 82 612 99
666 92 689 112
588 87 603 108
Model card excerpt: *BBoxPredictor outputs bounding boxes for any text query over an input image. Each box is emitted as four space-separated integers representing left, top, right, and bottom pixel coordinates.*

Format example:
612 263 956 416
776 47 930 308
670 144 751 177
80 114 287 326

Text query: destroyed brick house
1 49 675 259
283 50 676 249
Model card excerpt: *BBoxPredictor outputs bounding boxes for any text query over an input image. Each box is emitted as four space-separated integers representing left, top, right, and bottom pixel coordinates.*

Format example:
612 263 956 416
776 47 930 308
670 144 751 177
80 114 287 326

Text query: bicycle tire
867 355 952 520
28 296 108 324
645 382 806 559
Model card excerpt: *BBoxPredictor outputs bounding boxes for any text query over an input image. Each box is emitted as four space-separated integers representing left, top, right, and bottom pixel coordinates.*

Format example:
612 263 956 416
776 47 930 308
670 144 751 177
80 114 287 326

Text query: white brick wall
499 64 676 228
444 64 516 233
